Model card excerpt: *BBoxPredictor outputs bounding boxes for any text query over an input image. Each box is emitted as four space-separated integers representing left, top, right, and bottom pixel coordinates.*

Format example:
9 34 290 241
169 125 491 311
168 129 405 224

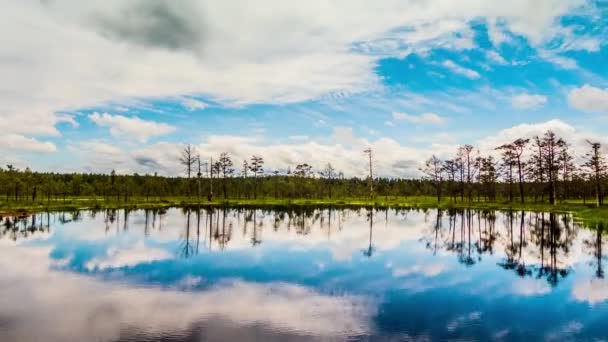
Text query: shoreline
2 197 607 225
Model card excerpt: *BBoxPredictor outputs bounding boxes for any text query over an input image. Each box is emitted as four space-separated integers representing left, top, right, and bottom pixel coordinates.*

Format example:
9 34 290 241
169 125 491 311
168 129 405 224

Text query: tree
179 144 197 197
443 159 458 202
319 163 336 199
541 131 566 205
457 145 476 201
364 148 374 199
478 156 498 201
496 143 516 202
512 138 530 203
294 163 313 177
218 152 234 198
583 141 607 207
421 155 443 203
528 136 546 202
249 155 264 199
558 145 575 201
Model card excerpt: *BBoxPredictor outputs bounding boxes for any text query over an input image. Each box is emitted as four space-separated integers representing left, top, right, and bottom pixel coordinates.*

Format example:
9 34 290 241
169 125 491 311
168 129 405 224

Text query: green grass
1 196 607 225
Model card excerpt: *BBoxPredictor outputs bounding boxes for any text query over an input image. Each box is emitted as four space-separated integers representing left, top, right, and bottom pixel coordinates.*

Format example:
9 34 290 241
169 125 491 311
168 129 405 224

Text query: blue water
0 208 607 341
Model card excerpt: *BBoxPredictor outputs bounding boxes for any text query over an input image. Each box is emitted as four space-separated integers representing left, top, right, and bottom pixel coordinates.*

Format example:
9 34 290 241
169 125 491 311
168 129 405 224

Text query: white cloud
0 0 589 142
572 279 608 304
511 93 548 109
89 112 176 143
442 60 480 79
568 84 608 113
85 241 173 270
392 112 446 124
0 245 374 342
0 134 56 153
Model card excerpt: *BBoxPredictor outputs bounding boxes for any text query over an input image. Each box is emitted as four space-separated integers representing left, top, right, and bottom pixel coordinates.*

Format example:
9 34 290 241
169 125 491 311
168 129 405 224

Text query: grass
1 196 607 225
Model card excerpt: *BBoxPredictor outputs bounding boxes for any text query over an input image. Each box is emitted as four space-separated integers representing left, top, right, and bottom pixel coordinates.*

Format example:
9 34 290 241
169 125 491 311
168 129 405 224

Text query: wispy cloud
442 60 480 79
392 112 446 124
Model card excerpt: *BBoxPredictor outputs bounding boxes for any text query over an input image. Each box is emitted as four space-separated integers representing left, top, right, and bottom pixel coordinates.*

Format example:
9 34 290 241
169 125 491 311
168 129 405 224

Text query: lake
0 207 607 341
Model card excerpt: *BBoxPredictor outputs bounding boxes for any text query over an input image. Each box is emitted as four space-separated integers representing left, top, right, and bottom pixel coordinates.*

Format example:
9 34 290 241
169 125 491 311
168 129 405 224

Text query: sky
1 0 608 178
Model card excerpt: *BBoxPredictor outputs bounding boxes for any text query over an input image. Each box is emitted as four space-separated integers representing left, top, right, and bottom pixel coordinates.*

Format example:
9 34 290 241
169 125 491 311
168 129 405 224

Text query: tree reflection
584 222 607 279
0 206 601 289
362 208 375 258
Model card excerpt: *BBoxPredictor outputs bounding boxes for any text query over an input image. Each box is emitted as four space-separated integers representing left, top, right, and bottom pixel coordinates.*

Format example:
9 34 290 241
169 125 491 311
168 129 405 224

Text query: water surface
1 208 607 341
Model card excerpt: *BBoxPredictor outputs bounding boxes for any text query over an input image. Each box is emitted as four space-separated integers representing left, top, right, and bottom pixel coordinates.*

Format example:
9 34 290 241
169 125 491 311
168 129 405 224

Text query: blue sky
1 0 608 177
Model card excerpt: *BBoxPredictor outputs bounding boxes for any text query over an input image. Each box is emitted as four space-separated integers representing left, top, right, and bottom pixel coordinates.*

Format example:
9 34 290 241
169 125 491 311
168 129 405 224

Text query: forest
0 130 607 208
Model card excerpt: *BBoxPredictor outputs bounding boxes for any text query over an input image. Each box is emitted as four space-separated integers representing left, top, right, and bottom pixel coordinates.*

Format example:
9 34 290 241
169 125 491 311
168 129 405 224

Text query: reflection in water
1 207 608 341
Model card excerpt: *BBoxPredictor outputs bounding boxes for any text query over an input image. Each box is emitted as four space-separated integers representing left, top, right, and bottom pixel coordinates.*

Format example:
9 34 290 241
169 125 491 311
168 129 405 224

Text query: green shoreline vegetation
1 196 607 227
2 129 608 226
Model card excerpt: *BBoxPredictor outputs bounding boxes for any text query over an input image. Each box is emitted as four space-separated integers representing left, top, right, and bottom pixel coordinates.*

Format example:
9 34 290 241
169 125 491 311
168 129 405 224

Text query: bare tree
364 148 374 199
179 144 197 198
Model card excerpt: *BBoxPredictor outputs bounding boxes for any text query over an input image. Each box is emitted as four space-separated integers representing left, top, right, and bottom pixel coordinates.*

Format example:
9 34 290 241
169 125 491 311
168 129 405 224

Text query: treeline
0 130 606 205
421 130 606 206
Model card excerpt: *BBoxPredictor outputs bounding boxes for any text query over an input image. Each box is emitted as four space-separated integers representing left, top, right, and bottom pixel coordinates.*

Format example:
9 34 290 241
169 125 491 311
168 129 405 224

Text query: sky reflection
1 208 607 341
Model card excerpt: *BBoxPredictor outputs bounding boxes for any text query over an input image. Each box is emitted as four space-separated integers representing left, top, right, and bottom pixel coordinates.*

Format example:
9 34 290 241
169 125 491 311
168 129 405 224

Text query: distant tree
294 163 313 177
458 145 476 201
443 159 458 202
319 163 336 198
512 138 530 203
583 141 607 207
558 145 575 201
496 143 516 202
528 136 546 202
218 152 234 198
479 156 498 201
421 155 443 203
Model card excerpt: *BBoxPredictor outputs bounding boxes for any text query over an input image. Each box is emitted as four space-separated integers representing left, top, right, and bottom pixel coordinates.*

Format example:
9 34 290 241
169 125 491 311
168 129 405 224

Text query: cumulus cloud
89 112 176 142
67 117 607 178
392 112 446 124
511 93 548 109
442 60 480 79
568 84 608 114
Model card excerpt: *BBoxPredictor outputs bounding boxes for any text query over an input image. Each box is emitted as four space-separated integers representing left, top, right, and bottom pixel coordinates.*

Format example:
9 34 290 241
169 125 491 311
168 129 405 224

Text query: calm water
0 208 607 341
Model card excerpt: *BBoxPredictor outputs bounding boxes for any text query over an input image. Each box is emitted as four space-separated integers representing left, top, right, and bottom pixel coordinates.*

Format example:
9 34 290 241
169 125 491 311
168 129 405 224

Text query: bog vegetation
0 130 607 209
